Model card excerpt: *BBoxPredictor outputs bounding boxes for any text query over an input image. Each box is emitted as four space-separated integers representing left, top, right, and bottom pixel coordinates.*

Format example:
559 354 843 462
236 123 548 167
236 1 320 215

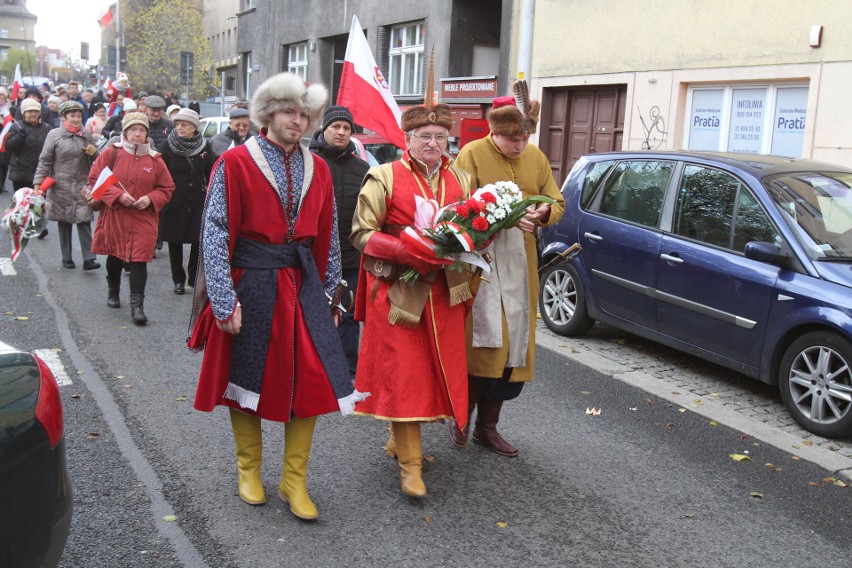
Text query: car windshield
764 171 852 260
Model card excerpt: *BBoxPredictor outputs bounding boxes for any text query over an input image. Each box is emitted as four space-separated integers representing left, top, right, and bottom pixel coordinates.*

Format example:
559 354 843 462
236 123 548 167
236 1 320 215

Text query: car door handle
660 253 684 264
584 232 603 242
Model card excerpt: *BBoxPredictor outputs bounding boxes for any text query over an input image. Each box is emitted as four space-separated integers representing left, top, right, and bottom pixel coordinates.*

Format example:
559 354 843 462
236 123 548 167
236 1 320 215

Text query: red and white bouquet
1 180 54 261
399 180 554 283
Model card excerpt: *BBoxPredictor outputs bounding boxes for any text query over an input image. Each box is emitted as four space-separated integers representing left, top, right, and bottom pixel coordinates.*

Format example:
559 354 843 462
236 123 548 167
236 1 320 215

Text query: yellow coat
455 134 565 381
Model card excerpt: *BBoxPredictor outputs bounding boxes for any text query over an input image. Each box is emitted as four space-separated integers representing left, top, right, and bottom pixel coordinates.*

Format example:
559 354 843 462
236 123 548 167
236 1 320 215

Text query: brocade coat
455 134 565 382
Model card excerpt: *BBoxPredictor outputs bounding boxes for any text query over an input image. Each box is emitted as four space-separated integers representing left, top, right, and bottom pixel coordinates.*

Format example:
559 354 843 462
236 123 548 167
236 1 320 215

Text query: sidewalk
535 319 852 481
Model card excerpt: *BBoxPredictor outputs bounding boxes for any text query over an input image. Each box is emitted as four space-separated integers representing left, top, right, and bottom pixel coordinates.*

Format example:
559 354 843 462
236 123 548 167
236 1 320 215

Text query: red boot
472 400 519 457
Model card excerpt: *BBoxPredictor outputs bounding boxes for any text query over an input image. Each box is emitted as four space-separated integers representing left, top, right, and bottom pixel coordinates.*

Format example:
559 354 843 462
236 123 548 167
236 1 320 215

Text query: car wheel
778 331 852 438
538 261 594 336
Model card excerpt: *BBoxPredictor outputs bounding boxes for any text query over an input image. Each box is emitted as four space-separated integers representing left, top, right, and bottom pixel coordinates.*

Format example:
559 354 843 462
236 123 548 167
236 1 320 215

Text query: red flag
99 6 113 28
90 167 118 200
337 15 405 149
9 64 22 104
0 114 13 153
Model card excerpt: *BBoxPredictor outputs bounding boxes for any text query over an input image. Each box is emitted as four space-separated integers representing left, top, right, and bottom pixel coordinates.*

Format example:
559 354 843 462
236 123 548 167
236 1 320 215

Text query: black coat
148 117 175 152
157 141 216 243
310 131 370 271
4 120 52 183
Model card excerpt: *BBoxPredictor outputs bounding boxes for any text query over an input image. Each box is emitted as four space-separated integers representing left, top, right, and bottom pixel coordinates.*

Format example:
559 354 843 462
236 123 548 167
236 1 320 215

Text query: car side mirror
744 241 788 266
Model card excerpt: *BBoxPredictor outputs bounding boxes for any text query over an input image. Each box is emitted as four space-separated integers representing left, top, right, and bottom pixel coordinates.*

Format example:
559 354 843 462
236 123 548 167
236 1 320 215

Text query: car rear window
580 160 617 209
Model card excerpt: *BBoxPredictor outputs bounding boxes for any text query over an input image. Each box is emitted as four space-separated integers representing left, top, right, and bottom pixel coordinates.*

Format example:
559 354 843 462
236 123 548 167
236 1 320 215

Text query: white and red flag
9 64 22 103
0 112 13 153
337 15 405 149
98 6 114 28
90 167 119 200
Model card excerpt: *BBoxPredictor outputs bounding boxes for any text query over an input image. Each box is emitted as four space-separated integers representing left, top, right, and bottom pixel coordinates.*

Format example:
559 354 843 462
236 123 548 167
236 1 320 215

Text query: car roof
583 150 852 178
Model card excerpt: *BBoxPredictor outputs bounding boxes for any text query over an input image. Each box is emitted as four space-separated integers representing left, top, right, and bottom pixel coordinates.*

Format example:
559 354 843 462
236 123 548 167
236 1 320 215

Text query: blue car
538 151 852 438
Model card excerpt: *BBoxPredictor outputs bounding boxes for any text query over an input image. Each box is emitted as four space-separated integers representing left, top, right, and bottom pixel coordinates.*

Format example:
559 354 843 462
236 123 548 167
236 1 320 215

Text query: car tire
778 331 852 438
538 261 594 336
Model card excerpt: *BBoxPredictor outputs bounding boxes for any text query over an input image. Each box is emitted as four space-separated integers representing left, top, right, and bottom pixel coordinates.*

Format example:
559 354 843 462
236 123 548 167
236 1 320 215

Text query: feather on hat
250 72 328 133
488 80 540 136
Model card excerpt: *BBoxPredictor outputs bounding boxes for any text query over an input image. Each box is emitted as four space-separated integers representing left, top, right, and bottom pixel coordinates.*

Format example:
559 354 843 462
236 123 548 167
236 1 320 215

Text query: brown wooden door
541 86 626 185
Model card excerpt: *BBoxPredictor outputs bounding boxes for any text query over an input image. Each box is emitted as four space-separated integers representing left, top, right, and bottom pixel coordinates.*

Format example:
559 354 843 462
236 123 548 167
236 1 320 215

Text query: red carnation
472 216 489 231
480 192 497 204
467 199 484 214
455 204 470 217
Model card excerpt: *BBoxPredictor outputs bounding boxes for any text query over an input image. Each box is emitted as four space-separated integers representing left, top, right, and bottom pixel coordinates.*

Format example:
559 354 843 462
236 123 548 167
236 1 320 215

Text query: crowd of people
5 69 565 522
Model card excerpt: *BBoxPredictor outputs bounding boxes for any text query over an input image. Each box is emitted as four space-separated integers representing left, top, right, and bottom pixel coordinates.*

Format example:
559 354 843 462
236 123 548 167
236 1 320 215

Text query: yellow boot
278 416 319 520
229 408 266 505
383 422 396 458
391 422 426 497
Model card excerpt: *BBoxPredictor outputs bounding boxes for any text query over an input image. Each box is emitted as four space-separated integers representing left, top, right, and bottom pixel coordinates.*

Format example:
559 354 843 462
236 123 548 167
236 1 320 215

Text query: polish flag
99 6 113 29
336 15 405 149
9 64 22 103
90 166 119 200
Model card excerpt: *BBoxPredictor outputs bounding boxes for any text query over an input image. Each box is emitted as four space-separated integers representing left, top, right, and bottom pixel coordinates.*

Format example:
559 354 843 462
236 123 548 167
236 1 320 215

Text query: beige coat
455 134 565 382
34 124 95 224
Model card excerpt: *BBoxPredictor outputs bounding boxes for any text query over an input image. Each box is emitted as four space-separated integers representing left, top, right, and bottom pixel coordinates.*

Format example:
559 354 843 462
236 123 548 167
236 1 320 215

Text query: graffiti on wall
638 105 667 150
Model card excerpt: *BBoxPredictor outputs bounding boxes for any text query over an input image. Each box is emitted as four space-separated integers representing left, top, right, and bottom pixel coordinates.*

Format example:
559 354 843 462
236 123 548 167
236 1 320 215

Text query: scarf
62 120 81 135
166 128 206 157
121 139 152 156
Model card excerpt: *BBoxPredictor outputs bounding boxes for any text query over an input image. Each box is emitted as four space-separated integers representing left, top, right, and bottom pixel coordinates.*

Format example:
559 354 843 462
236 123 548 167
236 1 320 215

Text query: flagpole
115 1 121 75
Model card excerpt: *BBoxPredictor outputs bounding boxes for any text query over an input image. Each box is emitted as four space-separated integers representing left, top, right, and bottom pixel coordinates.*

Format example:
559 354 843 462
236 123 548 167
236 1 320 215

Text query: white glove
337 389 371 416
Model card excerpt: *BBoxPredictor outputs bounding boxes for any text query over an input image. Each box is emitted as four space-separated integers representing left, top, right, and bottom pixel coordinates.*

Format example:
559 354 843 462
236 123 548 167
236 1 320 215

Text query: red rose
480 192 497 204
455 204 470 217
472 216 489 231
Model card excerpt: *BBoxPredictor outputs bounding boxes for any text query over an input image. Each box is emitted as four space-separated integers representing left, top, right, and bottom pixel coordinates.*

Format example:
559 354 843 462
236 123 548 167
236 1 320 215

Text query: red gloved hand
364 231 443 276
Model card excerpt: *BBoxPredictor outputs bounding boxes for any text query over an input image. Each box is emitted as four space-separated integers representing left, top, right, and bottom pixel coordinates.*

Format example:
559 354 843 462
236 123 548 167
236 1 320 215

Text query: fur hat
20 98 41 114
400 103 453 133
250 72 328 132
122 111 149 133
58 100 84 116
488 81 540 137
172 108 200 130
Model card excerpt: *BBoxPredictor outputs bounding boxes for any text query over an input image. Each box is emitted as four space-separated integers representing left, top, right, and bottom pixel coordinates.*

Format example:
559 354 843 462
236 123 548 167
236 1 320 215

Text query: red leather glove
364 231 441 276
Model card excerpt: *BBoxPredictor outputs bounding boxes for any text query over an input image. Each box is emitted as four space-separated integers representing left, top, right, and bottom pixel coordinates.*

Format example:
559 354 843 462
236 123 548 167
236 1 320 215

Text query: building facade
203 0 239 109
0 0 36 82
530 0 852 182
231 0 513 147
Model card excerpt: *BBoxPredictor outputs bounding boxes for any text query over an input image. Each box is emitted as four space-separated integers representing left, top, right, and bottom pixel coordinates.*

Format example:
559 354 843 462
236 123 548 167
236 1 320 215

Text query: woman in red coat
89 112 175 325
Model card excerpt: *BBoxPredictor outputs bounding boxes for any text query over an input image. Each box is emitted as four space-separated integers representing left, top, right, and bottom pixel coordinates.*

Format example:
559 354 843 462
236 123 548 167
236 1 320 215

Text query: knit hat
25 86 41 101
122 111 149 133
487 80 540 137
20 99 41 114
144 95 166 109
322 105 354 132
58 100 84 116
122 99 137 112
166 104 181 117
229 107 250 119
250 72 327 132
172 108 200 130
47 95 61 106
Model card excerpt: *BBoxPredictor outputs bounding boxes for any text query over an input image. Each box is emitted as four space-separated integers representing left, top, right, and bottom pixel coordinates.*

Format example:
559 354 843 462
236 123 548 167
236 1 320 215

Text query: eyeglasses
413 133 448 144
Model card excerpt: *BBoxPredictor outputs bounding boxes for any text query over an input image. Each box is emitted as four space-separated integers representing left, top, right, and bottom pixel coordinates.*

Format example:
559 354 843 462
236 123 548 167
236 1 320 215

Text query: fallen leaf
765 463 775 468
808 481 819 487
176 396 187 402
71 394 81 399
709 392 720 398
749 492 763 499
729 454 751 462
570 349 580 353
116 375 125 379
496 521 508 528
802 441 813 446
791 456 800 461
76 371 83 375
629 407 638 411
423 516 433 523
791 444 800 449
833 480 848 488
822 477 837 483
14 316 28 321
693 399 703 405
665 423 675 429
740 435 749 440
646 398 654 405
580 390 592 395
3 311 11 316
678 408 687 413
86 432 100 440
585 407 602 416
616 339 626 345
424 454 436 462
163 515 177 522
683 513 694 518
709 421 718 427
123 384 133 389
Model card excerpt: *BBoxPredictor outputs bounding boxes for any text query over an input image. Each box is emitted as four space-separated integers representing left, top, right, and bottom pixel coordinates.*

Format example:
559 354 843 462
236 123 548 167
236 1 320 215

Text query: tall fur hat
250 72 328 133
400 47 453 133
488 80 540 136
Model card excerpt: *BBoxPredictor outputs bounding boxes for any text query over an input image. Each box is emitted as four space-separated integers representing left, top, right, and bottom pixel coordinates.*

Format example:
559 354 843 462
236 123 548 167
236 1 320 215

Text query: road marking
0 258 16 275
34 348 73 386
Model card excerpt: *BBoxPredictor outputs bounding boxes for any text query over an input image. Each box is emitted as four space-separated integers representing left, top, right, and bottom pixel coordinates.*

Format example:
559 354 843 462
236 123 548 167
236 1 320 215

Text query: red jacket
90 144 174 262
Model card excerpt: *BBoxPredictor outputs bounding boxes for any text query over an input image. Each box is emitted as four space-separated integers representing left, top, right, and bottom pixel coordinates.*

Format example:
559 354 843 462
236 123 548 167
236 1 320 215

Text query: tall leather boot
229 408 266 505
106 274 121 308
391 421 426 497
279 416 318 520
383 422 396 458
472 400 519 457
129 292 147 325
447 377 484 447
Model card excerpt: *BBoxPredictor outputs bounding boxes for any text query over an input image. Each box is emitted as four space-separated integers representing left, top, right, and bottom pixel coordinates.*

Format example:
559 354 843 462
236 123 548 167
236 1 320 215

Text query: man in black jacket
142 95 174 150
210 107 253 157
309 105 369 378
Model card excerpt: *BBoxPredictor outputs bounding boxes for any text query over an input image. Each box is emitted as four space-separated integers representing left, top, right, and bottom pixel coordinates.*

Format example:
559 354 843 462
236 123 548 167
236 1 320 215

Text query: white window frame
388 21 424 96
0 28 9 39
683 83 809 156
288 42 308 80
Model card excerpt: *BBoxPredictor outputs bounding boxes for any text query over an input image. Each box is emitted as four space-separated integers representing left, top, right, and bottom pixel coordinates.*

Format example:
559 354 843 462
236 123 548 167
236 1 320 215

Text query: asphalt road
2 232 851 567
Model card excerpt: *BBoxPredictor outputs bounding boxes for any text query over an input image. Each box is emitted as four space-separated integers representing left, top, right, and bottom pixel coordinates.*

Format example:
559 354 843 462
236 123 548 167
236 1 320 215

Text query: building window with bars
388 21 424 96
287 42 308 80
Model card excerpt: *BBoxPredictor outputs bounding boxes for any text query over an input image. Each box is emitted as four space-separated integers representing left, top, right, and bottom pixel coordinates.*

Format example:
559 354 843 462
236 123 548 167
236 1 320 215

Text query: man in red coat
189 72 368 521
